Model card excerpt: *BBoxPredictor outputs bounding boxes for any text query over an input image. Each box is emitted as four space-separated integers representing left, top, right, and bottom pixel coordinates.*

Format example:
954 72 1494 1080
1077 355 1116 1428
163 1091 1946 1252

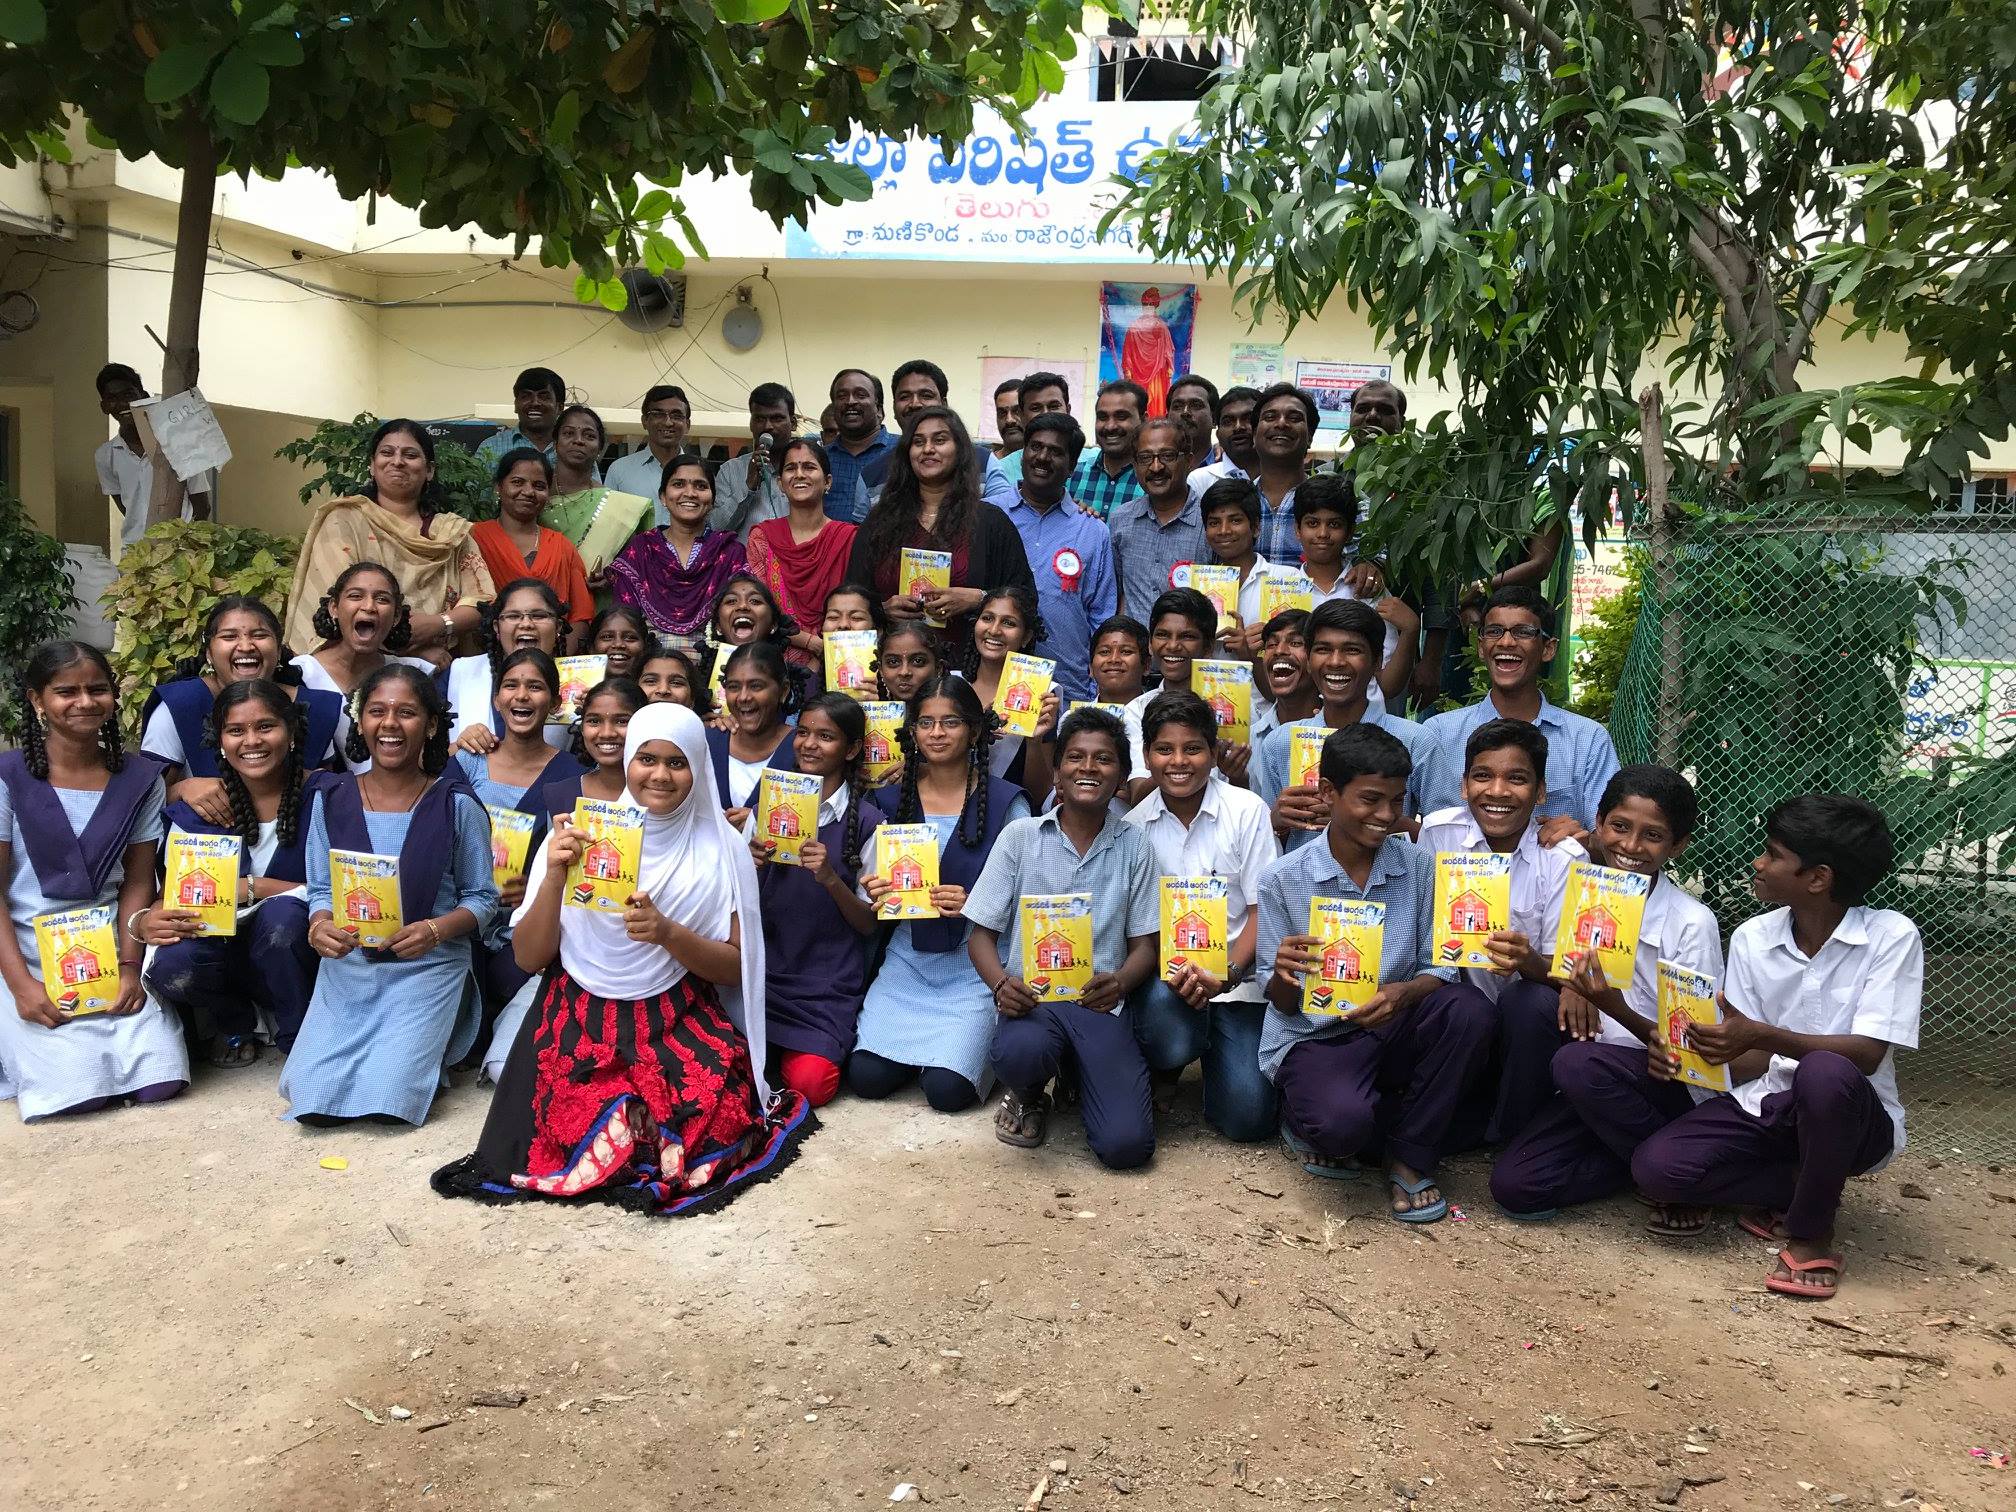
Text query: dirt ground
3 1067 2012 1512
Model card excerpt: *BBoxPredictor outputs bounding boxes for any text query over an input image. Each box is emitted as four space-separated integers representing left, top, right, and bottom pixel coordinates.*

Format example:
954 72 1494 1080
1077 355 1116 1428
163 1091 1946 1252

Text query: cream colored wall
209 405 321 538
0 222 112 538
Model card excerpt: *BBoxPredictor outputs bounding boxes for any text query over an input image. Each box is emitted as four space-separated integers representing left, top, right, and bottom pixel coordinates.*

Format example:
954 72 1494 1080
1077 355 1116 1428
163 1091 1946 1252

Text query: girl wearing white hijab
433 701 817 1215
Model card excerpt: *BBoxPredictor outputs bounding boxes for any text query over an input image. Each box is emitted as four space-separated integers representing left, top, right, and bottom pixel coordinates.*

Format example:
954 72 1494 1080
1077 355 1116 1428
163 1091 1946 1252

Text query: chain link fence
1608 500 2016 1162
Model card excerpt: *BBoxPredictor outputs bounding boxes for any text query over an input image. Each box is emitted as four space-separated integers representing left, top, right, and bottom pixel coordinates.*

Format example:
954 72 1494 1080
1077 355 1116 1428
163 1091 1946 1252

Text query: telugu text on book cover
164 831 241 937
757 769 824 865
1302 896 1385 1017
485 804 537 889
33 903 120 1016
824 630 879 702
875 823 940 920
1160 875 1229 982
900 547 953 627
1191 658 1254 746
861 700 905 784
552 654 609 725
565 798 644 913
1548 860 1652 989
331 849 402 948
1431 851 1512 969
1021 893 1094 1003
1657 958 1732 1093
1288 725 1330 790
993 652 1056 738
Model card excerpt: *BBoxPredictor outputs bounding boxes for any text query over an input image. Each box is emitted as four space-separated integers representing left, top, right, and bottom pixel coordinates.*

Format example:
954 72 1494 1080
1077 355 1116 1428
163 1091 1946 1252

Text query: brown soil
2 1072 2012 1511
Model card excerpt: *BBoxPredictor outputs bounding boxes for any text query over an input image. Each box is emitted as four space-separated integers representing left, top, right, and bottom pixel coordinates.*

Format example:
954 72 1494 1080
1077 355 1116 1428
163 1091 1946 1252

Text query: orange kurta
471 520 596 627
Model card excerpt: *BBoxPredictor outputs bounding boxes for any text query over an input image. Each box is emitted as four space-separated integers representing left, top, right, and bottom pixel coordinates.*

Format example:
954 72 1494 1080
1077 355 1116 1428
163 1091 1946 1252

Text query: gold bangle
425 919 442 947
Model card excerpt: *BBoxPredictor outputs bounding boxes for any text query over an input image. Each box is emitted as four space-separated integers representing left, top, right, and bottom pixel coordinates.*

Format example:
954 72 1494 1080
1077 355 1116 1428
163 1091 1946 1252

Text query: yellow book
900 546 953 627
1302 897 1385 1016
1657 959 1732 1093
823 630 880 700
756 769 824 865
565 797 644 913
861 700 905 784
1287 724 1330 790
486 804 537 888
876 822 941 919
1549 860 1653 989
1020 893 1095 1003
1431 851 1513 969
552 654 609 725
1066 700 1130 720
1160 876 1229 983
163 831 240 938
1180 564 1242 628
706 643 730 704
1258 568 1315 625
993 652 1056 738
1191 658 1254 746
33 904 120 1017
330 849 402 949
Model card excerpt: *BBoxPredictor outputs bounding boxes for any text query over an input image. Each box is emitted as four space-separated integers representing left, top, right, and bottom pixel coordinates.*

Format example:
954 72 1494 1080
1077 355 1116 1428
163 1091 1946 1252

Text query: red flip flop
1764 1248 1842 1300
1738 1209 1789 1242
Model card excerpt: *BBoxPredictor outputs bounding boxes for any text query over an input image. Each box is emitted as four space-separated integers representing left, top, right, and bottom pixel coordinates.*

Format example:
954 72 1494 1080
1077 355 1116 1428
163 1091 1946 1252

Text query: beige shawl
284 494 497 652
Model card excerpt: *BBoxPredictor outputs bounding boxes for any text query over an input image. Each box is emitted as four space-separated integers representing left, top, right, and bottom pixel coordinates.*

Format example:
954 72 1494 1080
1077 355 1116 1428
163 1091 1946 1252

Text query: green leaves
714 0 795 20
210 49 271 125
0 0 45 45
144 43 217 105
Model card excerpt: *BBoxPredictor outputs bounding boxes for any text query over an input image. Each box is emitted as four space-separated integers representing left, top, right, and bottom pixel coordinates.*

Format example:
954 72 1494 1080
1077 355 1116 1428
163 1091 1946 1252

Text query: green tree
0 0 1098 524
1108 0 2008 586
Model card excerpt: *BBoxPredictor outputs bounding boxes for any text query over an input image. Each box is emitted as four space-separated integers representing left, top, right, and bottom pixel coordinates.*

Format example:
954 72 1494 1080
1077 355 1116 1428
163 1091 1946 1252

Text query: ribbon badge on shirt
1053 547 1083 593
1167 560 1194 588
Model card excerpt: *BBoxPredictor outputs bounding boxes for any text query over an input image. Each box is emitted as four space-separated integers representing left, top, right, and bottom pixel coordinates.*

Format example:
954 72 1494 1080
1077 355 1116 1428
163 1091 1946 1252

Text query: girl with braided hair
447 579 570 755
746 693 883 1107
289 561 430 770
281 664 498 1126
846 676 1027 1113
705 641 803 829
0 641 188 1118
140 595 343 824
958 584 1059 799
585 603 653 682
637 647 713 718
139 679 338 1064
535 677 647 821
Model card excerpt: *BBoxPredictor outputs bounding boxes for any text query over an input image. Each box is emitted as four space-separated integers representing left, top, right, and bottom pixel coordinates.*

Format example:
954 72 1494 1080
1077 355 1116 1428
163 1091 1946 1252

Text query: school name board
783 102 1202 263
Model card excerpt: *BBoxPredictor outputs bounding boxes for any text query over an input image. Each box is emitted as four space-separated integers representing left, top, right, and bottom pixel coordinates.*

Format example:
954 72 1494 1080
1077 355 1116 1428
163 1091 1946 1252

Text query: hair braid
276 744 306 847
16 672 47 780
960 736 983 849
219 757 260 845
98 709 126 773
894 726 924 824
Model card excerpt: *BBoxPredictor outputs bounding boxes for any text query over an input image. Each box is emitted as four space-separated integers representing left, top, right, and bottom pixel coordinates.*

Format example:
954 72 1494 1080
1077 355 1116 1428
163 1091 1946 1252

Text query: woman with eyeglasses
447 580 573 755
470 449 596 644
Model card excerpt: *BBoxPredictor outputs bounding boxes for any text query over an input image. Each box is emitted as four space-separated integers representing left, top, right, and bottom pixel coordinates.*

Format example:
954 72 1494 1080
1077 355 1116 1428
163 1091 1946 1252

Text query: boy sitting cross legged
1627 794 1922 1300
1256 724 1495 1222
1417 718 1587 1150
968 707 1163 1168
1124 691 1282 1140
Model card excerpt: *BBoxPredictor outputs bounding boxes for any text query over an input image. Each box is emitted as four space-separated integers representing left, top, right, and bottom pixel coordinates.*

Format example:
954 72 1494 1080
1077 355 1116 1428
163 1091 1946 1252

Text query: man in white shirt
1125 689 1281 1140
1186 384 1261 502
95 362 212 552
1630 794 1921 1301
603 384 691 508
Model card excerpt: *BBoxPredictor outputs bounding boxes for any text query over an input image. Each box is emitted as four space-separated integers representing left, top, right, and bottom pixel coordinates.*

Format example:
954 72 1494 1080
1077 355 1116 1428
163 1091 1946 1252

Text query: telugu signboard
784 102 1201 263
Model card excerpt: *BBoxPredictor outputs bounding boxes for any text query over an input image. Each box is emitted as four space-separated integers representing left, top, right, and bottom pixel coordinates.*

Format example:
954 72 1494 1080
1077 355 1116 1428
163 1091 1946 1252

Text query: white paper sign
131 388 232 481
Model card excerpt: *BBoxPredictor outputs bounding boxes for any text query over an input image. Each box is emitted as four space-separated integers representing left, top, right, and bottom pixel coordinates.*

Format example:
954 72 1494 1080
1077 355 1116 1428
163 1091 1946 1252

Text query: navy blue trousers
145 897 316 1049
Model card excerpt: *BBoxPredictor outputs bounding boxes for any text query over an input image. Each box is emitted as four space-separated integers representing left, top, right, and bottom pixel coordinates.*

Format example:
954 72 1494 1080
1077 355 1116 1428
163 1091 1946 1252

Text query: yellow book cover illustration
564 798 644 914
875 823 940 920
1160 876 1229 983
900 546 953 627
1180 564 1242 628
1287 725 1330 790
993 652 1056 738
163 831 241 938
706 644 729 704
1302 897 1385 1017
33 904 120 1017
485 804 537 889
861 700 905 784
1431 851 1513 969
552 654 609 725
1065 700 1129 720
1020 893 1094 1003
824 630 880 701
756 769 824 865
1657 959 1732 1093
1549 860 1653 989
1192 658 1254 746
1258 568 1315 625
330 849 402 949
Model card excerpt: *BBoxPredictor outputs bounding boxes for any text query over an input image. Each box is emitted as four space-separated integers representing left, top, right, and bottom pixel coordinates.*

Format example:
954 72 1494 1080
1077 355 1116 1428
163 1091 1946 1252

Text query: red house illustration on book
865 729 893 765
888 856 925 891
835 661 868 689
1573 904 1619 951
344 888 382 923
766 804 803 840
1320 938 1364 982
1034 930 1077 971
491 837 511 871
1447 888 1489 933
1206 694 1238 728
1001 680 1035 714
1169 910 1214 952
176 868 221 908
57 942 102 986
582 837 625 880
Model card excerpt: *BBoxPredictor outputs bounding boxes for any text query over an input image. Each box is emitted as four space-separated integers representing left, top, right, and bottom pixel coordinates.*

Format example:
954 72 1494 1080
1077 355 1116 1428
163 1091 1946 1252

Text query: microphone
755 431 775 473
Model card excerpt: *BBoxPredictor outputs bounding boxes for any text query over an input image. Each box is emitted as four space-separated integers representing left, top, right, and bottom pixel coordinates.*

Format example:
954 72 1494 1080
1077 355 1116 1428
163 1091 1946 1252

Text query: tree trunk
1639 384 1685 768
144 115 219 527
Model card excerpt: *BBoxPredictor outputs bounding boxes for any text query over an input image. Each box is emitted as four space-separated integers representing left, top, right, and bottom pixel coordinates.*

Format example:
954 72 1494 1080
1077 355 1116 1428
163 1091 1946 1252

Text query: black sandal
994 1088 1050 1148
206 1034 261 1069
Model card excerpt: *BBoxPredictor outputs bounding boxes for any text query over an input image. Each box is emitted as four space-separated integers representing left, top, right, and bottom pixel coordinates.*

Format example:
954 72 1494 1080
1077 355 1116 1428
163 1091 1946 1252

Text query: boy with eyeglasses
1412 587 1618 830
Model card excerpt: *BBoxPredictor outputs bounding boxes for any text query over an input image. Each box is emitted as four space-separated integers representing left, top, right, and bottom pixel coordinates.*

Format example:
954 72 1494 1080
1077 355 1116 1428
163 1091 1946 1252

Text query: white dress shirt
1413 805 1585 1000
1125 773 1280 1002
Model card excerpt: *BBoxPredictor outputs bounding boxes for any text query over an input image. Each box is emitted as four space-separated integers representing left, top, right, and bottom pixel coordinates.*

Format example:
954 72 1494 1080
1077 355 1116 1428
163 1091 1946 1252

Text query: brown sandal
994 1088 1051 1148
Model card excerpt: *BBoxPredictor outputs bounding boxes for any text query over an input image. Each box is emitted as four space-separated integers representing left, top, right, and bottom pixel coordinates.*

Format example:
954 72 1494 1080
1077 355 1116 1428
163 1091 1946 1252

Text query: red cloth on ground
777 1050 842 1108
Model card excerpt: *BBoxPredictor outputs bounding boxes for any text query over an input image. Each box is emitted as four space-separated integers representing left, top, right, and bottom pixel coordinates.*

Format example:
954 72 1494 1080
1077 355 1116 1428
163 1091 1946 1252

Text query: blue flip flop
1280 1127 1366 1181
1500 1206 1558 1223
1388 1171 1450 1224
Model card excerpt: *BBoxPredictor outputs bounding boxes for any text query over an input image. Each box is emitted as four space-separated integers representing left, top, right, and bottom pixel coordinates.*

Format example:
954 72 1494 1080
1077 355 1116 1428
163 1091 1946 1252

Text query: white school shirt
1608 873 1724 1053
1124 774 1280 1002
1721 905 1923 1158
96 437 212 550
1413 806 1584 1001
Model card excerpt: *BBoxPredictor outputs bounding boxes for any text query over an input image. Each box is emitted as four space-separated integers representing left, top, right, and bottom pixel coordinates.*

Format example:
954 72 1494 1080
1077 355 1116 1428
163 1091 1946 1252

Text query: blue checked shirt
827 428 895 522
1004 490 1119 703
1413 692 1622 830
1256 482 1301 566
1067 455 1146 523
1250 712 1435 854
1107 490 1210 620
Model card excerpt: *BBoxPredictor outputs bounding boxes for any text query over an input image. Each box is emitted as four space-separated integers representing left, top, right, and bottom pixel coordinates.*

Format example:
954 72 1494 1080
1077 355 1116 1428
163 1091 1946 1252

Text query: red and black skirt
433 968 815 1217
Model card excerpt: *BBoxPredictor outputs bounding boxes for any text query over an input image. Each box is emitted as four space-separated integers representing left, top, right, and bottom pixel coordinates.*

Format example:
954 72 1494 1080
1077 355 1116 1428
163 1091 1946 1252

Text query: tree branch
1484 0 1567 56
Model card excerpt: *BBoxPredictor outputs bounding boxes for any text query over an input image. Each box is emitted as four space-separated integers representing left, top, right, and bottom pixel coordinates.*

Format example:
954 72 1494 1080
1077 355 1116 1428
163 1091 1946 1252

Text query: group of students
3 525 1923 1297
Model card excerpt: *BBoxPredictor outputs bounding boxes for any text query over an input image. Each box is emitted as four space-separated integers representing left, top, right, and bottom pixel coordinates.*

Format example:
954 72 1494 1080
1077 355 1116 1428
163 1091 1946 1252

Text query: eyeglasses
497 610 558 625
644 408 687 423
1478 624 1545 644
1134 450 1186 466
911 717 969 732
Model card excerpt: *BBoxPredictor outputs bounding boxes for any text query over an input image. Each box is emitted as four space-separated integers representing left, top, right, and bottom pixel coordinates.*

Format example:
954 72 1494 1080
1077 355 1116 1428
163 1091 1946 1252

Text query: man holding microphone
712 382 800 542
